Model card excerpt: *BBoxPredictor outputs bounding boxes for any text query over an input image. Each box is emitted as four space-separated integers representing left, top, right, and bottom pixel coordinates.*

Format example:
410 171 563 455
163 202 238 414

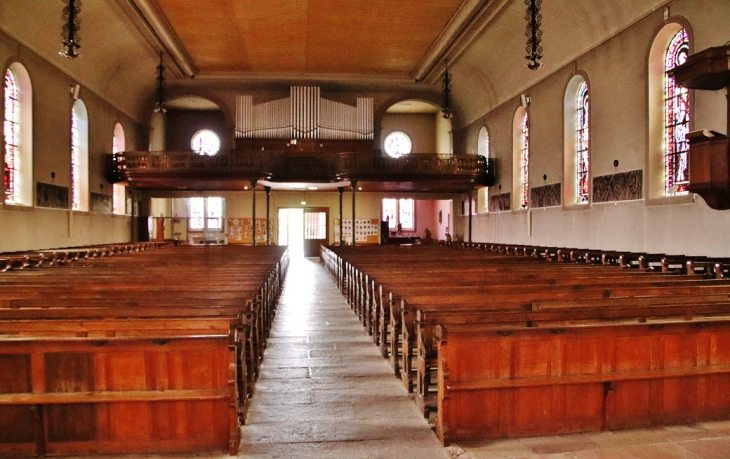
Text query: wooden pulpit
670 45 730 210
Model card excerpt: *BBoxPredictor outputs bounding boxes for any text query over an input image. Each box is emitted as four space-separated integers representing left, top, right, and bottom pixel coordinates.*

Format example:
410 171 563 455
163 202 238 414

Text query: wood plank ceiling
154 0 466 76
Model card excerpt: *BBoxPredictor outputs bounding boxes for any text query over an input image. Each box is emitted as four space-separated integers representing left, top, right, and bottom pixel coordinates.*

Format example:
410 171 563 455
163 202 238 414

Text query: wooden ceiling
154 0 466 76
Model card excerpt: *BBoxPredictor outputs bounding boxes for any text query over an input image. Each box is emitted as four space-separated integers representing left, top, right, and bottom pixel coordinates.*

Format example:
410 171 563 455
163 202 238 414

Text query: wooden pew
0 334 240 456
413 300 730 417
434 319 730 445
0 245 289 457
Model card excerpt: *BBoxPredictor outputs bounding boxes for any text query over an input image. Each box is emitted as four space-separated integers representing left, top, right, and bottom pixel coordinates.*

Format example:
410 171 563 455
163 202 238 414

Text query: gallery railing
110 150 495 186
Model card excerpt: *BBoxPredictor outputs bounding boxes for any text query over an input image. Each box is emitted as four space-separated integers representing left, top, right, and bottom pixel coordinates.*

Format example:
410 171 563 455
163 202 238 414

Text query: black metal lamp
154 52 167 114
60 0 81 59
525 0 543 70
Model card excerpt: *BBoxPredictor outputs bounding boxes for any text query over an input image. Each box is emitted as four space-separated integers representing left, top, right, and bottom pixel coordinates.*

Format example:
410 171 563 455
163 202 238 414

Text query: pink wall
414 200 437 240
435 200 452 241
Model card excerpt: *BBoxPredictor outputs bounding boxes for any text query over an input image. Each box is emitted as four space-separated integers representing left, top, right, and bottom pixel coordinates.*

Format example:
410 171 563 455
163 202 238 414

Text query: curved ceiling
0 0 161 122
0 0 685 128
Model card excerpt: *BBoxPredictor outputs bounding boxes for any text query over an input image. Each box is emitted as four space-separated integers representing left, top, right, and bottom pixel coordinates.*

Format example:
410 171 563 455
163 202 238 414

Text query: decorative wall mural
488 192 511 212
593 170 643 203
90 193 112 214
36 183 69 209
530 183 561 208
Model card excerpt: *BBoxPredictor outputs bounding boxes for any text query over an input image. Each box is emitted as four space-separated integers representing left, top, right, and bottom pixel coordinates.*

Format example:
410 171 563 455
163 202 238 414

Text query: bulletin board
228 218 273 244
335 218 380 244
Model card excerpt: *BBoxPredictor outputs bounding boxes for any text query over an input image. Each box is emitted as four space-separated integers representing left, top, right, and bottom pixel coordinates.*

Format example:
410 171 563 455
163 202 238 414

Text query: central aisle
240 257 450 459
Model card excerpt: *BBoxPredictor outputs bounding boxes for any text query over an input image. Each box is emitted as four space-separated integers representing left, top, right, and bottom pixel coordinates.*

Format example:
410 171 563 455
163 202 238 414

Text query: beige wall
380 113 437 153
0 31 139 252
453 0 730 257
148 191 455 246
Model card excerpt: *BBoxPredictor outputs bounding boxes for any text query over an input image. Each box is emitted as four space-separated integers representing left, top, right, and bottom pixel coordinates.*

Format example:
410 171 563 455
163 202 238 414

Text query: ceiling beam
412 0 510 84
114 0 198 78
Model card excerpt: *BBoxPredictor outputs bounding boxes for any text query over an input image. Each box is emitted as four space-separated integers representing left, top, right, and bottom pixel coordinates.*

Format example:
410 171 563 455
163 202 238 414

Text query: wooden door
303 208 328 257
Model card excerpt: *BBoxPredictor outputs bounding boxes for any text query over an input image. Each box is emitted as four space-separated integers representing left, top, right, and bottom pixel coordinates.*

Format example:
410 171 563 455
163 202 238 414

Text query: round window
191 130 220 156
383 131 412 158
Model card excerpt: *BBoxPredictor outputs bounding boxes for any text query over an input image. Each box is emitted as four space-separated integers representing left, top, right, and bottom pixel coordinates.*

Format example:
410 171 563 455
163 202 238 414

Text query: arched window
563 74 590 205
512 107 529 210
383 131 412 158
477 127 490 212
3 64 32 205
520 114 530 208
112 123 126 215
576 81 590 203
4 70 19 203
191 129 220 156
648 22 692 200
71 99 89 211
664 29 690 195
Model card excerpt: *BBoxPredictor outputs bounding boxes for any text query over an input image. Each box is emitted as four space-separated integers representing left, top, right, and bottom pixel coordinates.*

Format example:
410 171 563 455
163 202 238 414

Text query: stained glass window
576 81 590 204
664 29 689 195
71 106 81 210
191 130 220 156
112 123 126 215
520 114 529 208
384 131 412 158
4 69 19 204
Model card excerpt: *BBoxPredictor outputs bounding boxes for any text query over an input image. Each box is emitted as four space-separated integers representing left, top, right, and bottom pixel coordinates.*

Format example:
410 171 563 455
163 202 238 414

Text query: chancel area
1 0 730 457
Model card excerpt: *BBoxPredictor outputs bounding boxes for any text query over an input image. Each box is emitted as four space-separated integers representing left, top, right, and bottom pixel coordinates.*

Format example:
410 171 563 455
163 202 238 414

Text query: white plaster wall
454 0 730 257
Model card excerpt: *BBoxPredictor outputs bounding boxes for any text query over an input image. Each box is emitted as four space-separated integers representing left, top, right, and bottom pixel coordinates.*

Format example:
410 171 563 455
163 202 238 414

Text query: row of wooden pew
0 242 171 272
321 243 730 445
0 243 289 457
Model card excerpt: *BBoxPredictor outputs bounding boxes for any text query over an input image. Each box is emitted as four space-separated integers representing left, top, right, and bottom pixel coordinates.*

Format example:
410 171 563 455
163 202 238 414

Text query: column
264 186 271 245
251 181 257 247
338 187 345 246
130 181 137 242
351 181 357 246
468 187 473 244
149 111 166 151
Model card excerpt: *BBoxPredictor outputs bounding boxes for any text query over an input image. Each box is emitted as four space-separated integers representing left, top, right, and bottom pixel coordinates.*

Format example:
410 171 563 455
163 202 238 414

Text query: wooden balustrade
109 150 495 191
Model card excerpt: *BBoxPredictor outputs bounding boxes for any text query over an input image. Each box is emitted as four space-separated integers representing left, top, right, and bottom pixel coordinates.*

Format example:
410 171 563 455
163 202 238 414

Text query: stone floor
62 256 730 458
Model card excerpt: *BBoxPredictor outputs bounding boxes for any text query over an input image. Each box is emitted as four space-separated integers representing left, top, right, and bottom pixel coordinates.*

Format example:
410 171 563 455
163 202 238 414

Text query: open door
303 208 329 257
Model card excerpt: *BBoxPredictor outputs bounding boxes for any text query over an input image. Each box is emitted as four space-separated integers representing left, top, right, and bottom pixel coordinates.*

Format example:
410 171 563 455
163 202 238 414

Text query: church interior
1 0 730 457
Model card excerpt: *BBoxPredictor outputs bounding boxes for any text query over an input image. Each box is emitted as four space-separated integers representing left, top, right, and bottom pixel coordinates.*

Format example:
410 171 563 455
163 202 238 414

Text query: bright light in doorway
301 201 307 205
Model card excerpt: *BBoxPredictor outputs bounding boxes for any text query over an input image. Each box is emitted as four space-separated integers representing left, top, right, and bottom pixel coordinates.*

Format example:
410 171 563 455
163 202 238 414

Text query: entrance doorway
278 208 304 257
278 207 329 257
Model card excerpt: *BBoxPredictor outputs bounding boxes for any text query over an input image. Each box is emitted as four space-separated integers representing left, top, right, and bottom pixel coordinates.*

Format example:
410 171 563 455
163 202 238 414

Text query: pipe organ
236 87 374 140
